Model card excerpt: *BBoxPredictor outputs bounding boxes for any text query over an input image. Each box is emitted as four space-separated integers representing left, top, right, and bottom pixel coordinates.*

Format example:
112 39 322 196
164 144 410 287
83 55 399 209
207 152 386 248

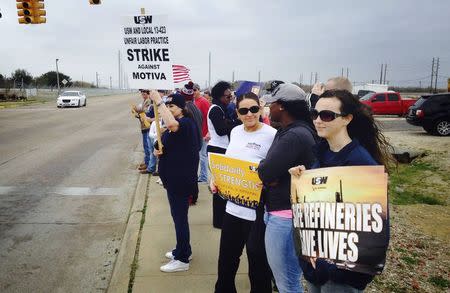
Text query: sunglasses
310 109 346 122
237 106 260 115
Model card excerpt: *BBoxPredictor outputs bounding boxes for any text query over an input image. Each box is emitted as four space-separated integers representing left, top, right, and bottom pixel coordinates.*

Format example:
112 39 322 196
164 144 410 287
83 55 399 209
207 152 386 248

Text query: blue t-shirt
158 117 200 195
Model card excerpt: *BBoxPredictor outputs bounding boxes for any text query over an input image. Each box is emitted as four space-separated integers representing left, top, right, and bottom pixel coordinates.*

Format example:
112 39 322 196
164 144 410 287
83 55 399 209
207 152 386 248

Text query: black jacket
208 99 241 138
258 120 318 211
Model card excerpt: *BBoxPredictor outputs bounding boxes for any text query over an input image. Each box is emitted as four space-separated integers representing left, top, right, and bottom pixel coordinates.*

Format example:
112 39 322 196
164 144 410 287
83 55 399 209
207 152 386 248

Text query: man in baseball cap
261 83 306 104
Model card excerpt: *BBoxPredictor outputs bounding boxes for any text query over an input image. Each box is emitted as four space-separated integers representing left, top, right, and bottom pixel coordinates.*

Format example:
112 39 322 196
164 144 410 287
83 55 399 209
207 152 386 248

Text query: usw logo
312 176 328 185
134 15 152 24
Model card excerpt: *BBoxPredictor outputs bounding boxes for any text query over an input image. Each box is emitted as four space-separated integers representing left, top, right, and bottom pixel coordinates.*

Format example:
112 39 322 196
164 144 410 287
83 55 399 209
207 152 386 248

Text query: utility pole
430 57 435 91
118 50 121 89
258 71 261 83
56 58 61 95
379 64 383 84
208 52 211 90
341 67 344 77
96 72 99 88
346 68 349 79
434 57 440 93
110 76 112 89
232 71 235 83
310 72 313 86
383 64 387 84
314 72 318 84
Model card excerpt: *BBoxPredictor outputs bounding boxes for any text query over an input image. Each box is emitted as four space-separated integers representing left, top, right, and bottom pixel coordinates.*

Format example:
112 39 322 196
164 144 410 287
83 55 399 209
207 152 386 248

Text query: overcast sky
1 0 449 88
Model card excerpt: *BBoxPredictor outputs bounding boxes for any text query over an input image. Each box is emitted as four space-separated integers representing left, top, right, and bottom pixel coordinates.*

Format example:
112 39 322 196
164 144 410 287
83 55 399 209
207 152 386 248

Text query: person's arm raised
149 90 180 132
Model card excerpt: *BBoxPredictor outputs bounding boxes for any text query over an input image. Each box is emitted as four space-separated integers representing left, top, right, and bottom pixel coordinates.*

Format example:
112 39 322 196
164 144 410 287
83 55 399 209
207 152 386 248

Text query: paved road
0 94 143 293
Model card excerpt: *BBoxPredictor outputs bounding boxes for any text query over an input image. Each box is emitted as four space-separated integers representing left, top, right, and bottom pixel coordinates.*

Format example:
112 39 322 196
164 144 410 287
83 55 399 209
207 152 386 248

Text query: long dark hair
319 90 394 170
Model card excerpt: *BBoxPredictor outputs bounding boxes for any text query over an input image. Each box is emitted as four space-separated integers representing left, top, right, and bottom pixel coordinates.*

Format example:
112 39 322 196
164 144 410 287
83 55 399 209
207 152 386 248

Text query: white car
57 91 87 108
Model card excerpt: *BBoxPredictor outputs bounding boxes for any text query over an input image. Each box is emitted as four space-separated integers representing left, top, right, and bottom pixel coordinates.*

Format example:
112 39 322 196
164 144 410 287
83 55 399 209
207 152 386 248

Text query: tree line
0 69 97 89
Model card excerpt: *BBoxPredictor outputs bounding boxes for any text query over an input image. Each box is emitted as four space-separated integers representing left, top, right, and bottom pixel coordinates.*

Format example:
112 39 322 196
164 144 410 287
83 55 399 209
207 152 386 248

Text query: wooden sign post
140 7 164 153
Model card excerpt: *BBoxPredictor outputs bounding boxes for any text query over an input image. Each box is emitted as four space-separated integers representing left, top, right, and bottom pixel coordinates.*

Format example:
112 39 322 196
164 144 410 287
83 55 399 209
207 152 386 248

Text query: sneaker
156 178 163 185
197 180 208 185
160 260 189 273
165 250 193 261
151 171 159 176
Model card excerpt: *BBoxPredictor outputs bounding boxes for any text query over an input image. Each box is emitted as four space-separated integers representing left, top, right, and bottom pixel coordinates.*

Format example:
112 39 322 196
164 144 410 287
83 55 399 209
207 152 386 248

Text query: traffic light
17 0 46 24
89 0 101 4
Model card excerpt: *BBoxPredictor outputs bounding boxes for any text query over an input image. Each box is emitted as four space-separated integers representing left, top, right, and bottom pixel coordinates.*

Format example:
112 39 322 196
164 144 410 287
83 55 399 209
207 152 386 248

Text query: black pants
214 207 272 293
207 145 227 229
166 189 191 263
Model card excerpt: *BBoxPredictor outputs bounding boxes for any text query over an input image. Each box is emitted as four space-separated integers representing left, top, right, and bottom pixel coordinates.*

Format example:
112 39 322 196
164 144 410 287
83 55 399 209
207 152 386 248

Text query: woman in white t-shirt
211 92 276 293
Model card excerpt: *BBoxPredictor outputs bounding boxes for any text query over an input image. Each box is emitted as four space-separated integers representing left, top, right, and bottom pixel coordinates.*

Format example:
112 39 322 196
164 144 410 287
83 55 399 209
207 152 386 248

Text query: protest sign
209 153 262 209
120 14 174 90
291 166 389 275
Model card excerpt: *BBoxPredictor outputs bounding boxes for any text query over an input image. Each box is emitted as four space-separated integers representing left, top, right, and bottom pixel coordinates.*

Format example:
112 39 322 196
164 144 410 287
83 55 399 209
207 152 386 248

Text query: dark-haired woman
207 81 241 228
148 91 201 273
289 89 392 292
212 92 275 293
258 83 319 293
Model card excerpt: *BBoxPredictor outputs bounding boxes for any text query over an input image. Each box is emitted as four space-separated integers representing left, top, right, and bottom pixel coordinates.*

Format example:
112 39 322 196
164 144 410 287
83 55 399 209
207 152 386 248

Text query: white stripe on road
374 117 406 121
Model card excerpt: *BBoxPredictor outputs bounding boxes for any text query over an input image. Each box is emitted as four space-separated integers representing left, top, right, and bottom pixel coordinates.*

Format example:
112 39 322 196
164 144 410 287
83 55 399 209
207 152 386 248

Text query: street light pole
55 59 61 95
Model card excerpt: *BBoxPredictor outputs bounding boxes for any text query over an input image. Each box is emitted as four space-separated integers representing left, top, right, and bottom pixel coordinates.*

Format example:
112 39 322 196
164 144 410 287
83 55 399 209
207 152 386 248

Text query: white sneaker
156 178 163 185
165 250 193 261
160 260 189 272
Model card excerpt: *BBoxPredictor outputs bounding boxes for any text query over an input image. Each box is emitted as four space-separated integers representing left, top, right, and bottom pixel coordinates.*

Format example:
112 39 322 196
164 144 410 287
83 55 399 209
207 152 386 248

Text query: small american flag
172 64 191 83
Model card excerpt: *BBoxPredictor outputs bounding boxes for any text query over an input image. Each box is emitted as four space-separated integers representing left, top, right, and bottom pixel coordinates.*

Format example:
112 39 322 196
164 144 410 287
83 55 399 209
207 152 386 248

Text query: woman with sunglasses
212 92 275 293
148 91 201 273
290 89 392 292
258 83 319 293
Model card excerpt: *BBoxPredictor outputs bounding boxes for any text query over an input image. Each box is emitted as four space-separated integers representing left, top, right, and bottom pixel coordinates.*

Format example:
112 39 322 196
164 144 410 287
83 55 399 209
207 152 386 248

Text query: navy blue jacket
158 117 200 195
299 139 385 290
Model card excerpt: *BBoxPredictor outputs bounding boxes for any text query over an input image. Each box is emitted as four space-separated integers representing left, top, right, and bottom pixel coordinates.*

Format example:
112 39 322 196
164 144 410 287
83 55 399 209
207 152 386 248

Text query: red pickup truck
360 92 416 116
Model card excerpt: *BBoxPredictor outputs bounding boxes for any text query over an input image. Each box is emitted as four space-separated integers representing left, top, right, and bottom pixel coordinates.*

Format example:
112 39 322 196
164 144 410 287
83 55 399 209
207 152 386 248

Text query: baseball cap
261 83 306 104
165 93 186 109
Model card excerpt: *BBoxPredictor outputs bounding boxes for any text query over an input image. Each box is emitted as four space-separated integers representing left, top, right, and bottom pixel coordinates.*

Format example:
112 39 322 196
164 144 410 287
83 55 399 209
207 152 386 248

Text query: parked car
356 90 375 99
353 83 389 98
360 92 416 116
406 93 450 136
57 91 87 108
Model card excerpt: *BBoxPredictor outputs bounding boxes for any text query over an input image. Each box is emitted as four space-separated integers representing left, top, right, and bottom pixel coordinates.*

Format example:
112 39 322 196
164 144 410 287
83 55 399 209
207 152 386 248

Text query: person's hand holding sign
288 165 306 177
209 179 218 194
149 89 162 104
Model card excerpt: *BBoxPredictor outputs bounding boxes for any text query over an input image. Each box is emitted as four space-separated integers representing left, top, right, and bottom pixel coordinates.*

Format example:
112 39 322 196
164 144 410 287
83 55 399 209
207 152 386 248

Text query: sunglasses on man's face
237 106 260 115
310 109 346 122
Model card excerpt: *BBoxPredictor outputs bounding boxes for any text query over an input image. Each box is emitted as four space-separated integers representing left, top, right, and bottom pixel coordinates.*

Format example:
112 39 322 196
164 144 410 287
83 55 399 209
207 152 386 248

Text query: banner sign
121 14 174 90
291 166 389 275
234 81 265 98
209 153 262 209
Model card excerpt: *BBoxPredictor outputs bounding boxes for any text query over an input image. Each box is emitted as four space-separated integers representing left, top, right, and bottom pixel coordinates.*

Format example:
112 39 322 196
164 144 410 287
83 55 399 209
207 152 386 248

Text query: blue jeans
167 190 191 263
307 281 363 293
142 130 150 166
264 212 303 293
147 135 157 172
198 140 208 182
